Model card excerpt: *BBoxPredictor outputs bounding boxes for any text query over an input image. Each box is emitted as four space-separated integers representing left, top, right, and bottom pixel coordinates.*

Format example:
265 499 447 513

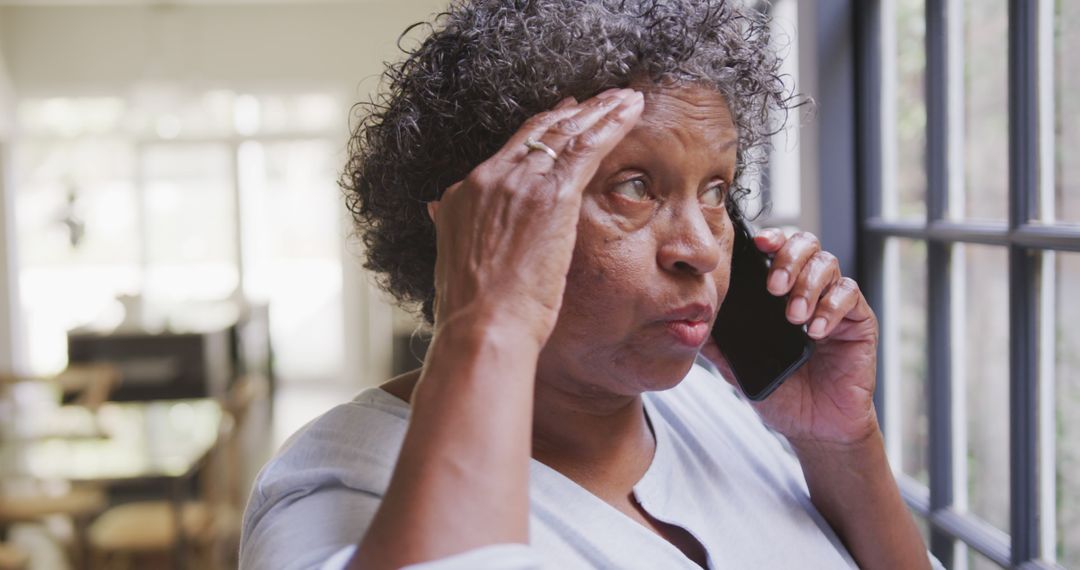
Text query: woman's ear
426 201 440 224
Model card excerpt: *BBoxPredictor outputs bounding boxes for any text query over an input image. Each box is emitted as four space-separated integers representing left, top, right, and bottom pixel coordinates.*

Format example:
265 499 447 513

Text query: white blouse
240 356 940 569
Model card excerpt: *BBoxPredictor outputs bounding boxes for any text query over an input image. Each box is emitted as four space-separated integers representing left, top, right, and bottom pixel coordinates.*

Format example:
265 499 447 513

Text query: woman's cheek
562 212 652 323
582 191 653 233
712 217 735 305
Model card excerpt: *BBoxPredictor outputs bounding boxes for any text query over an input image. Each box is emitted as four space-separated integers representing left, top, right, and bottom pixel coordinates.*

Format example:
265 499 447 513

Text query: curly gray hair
343 0 796 325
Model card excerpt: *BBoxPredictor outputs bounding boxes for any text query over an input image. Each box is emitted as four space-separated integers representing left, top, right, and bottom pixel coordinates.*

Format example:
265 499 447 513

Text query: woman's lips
664 320 711 347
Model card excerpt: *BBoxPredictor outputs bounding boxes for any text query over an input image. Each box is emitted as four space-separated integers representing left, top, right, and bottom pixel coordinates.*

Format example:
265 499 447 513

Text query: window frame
851 0 1080 567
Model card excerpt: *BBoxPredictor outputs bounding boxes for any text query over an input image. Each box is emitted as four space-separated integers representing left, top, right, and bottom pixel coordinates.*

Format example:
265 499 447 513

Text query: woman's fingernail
808 317 827 338
555 96 577 108
769 269 789 293
789 296 807 321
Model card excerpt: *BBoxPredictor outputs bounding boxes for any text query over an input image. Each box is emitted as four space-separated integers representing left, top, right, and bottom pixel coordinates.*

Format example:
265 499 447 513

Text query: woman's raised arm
703 229 931 569
348 89 645 570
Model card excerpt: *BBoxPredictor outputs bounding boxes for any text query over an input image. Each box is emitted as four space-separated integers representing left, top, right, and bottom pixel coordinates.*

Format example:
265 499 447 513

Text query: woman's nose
655 202 722 276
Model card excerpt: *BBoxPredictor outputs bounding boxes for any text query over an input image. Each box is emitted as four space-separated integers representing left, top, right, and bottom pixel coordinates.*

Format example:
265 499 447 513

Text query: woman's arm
792 429 930 570
349 311 541 569
346 89 645 570
704 228 931 569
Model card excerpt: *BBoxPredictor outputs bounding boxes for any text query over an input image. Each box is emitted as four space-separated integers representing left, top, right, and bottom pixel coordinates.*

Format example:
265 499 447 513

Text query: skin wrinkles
533 86 738 411
361 83 930 570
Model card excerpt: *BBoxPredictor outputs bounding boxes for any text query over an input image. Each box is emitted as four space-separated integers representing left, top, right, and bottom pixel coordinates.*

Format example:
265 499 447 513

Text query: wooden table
0 399 222 569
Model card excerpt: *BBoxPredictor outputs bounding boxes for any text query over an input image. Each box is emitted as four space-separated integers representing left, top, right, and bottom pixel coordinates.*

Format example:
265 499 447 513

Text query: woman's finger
766 231 821 296
806 277 862 339
752 227 787 254
554 96 577 109
492 89 622 163
549 91 644 194
487 102 596 169
515 89 635 174
786 250 841 325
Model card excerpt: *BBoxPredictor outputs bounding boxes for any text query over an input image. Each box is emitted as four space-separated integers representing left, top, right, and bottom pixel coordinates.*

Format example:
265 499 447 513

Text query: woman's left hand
701 228 879 448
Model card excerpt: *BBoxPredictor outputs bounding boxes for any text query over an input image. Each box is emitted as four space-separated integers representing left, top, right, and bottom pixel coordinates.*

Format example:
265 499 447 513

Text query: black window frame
846 0 1080 568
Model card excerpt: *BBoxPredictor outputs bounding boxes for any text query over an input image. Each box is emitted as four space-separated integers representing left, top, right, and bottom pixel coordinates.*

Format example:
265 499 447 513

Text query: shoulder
240 387 411 569
243 387 409 530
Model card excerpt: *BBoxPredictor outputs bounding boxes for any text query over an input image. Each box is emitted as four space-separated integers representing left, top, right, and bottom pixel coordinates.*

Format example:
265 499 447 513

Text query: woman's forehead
628 86 738 153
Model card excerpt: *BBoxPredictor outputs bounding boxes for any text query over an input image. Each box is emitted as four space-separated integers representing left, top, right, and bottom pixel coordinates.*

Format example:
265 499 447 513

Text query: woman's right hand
426 88 645 347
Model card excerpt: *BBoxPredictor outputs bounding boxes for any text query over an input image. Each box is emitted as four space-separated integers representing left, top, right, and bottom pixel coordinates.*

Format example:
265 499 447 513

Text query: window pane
13 139 140 373
17 97 126 137
883 0 927 219
957 243 1010 531
243 94 342 136
967 547 1006 570
1053 2 1080 223
762 0 800 223
142 143 238 324
912 512 930 548
885 238 929 482
1055 252 1080 566
960 0 1008 221
238 140 344 384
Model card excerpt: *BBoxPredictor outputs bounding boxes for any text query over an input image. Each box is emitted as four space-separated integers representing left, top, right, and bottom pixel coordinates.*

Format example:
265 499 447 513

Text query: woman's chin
622 352 699 393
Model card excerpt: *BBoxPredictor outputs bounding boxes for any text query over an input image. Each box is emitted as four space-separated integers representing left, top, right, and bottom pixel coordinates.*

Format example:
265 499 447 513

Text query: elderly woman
241 1 940 569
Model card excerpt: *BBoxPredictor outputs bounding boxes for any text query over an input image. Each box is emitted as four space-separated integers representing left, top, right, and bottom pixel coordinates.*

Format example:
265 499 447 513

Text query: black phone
711 218 814 401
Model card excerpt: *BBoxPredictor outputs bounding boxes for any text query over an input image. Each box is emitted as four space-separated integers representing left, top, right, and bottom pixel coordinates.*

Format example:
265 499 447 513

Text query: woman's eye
701 184 726 207
612 178 649 201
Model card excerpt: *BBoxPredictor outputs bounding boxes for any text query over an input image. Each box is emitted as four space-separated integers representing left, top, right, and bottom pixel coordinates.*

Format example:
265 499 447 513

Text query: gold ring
524 137 558 160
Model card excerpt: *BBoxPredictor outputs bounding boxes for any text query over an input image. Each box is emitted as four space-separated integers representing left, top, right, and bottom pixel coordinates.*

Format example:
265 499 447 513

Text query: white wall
0 0 447 386
1 2 446 96
0 10 24 373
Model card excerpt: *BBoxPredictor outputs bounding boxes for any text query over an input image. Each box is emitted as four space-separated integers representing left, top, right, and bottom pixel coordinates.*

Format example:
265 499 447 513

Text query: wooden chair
86 374 269 570
0 542 29 570
52 364 121 412
1 366 117 570
0 483 107 570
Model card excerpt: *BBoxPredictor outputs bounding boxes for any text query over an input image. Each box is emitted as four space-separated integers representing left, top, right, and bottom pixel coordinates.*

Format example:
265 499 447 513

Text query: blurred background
0 0 1075 569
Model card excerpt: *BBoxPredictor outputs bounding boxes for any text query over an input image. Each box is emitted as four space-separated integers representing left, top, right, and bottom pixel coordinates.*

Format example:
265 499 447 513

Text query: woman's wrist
413 302 544 407
434 299 552 354
786 413 882 462
789 418 931 570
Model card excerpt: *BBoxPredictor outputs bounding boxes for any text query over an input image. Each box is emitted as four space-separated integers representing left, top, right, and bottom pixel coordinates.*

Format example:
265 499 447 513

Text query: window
861 0 1080 567
13 90 346 385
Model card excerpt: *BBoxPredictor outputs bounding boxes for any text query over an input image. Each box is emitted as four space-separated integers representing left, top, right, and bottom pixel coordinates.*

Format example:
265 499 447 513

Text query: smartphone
711 218 814 401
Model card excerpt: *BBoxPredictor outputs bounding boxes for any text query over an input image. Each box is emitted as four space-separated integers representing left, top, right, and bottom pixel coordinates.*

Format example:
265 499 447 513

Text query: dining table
0 396 223 569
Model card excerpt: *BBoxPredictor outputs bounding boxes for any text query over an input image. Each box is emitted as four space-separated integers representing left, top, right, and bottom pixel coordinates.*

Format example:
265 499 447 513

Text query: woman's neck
380 366 657 496
530 376 655 498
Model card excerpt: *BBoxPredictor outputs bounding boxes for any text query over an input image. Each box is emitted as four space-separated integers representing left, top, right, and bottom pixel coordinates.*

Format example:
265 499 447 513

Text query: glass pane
1053 2 1080 223
912 511 930 548
17 97 126 137
142 143 238 326
127 88 237 139
960 0 1008 221
967 548 1006 570
238 140 344 384
247 94 342 135
958 243 1010 531
1055 252 1080 566
885 238 930 482
884 0 927 219
13 139 140 373
763 0 800 223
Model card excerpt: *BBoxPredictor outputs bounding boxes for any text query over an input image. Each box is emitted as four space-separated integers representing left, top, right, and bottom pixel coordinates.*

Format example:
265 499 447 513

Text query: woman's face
536 85 738 398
